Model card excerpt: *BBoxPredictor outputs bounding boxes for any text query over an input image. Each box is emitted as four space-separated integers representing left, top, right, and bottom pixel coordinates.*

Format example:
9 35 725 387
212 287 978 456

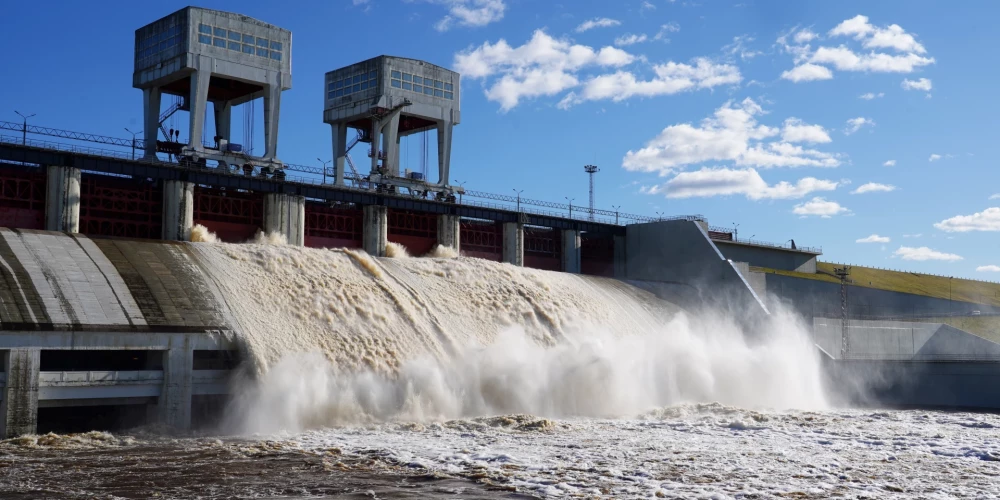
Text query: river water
1 239 998 498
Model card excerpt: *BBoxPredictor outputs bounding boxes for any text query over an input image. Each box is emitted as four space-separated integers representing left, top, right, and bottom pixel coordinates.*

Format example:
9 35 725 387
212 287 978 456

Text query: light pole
453 180 466 203
513 189 523 212
612 205 621 225
656 211 664 221
565 197 575 219
318 158 331 184
733 222 740 241
950 276 953 315
124 127 138 160
15 110 35 145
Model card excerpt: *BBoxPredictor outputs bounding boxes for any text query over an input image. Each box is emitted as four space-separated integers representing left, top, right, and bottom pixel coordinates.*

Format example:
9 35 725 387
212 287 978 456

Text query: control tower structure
323 56 461 200
133 7 291 170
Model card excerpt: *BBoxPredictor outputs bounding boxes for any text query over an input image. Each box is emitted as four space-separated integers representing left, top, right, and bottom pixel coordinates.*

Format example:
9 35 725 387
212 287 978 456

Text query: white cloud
622 98 841 174
928 153 942 162
844 117 875 135
893 246 962 262
859 92 884 100
723 35 763 61
642 167 839 200
793 28 818 43
857 234 890 243
614 33 648 46
934 207 1000 232
454 30 635 110
576 17 622 33
431 0 506 31
560 57 740 108
780 15 934 82
781 63 833 82
781 118 832 144
990 194 1000 200
654 22 680 41
901 77 932 91
977 265 1000 273
883 159 896 166
793 197 849 218
641 1 656 10
852 182 897 194
903 233 922 238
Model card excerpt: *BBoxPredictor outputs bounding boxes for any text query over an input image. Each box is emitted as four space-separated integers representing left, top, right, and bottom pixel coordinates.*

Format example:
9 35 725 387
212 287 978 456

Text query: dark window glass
360 81 368 90
424 86 434 95
402 73 412 82
352 75 361 84
435 89 444 97
434 80 443 89
243 44 254 54
257 47 268 57
270 51 281 60
413 85 422 93
243 34 254 43
352 84 361 92
199 34 211 44
391 70 401 79
369 70 376 79
228 41 240 50
199 24 212 35
444 83 453 91
159 41 166 51
391 79 401 88
214 27 226 37
335 89 344 97
327 83 335 91
257 37 268 47
229 31 241 41
412 76 423 85
328 91 335 99
402 82 412 91
334 80 343 89
214 38 226 48
270 41 282 50
444 91 453 99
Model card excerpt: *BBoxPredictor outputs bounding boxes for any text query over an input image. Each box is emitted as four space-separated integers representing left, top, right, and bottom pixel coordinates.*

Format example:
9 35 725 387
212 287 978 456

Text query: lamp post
453 180 466 203
612 205 621 225
656 211 664 221
124 127 138 160
565 197 575 219
733 222 740 241
513 189 523 212
15 110 35 145
950 276 953 315
318 158 331 184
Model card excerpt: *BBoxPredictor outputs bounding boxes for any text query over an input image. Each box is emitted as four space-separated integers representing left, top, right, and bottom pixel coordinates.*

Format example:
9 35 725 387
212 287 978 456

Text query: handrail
707 225 821 253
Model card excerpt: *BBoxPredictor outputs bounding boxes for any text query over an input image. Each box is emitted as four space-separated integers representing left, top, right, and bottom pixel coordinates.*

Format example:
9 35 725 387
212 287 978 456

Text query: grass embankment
749 262 1000 308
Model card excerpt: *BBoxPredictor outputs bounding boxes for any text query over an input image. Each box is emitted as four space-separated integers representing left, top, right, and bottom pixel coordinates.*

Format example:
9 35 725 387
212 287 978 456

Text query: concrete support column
263 80 283 160
213 101 232 143
142 86 162 159
160 347 193 431
45 165 81 233
188 65 212 153
502 222 524 266
613 234 626 279
1 349 40 438
331 122 347 186
162 180 194 241
382 114 401 177
363 205 388 257
437 214 461 251
437 121 453 186
263 193 305 246
561 229 581 274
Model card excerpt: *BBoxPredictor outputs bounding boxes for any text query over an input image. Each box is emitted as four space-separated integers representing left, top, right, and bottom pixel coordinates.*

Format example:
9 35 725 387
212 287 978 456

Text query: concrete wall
825 359 1000 410
814 318 1000 360
624 220 767 314
767 273 1000 319
714 240 817 273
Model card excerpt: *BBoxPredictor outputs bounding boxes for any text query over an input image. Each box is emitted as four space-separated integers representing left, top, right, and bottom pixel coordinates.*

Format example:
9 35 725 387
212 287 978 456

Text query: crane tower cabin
133 7 291 171
324 56 462 201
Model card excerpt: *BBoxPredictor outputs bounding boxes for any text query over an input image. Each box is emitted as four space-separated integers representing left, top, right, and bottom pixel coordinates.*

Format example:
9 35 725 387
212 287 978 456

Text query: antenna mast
584 164 599 221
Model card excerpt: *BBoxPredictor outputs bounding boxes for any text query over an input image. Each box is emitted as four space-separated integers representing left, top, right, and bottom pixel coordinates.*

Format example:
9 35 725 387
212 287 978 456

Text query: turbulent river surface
2 405 1000 499
2 238 998 498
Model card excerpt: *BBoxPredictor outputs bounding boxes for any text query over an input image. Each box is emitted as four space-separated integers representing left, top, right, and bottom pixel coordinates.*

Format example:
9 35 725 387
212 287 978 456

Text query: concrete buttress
45 166 81 233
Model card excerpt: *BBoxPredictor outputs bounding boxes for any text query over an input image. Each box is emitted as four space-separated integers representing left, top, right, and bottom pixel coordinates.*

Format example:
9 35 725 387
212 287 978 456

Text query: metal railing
707 225 821 253
0 131 707 227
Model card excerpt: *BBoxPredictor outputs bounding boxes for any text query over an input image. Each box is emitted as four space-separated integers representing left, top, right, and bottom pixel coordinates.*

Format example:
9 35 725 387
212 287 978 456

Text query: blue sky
1 0 998 279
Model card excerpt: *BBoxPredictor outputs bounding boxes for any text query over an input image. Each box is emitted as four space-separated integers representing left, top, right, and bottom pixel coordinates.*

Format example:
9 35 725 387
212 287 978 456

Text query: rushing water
3 237 998 498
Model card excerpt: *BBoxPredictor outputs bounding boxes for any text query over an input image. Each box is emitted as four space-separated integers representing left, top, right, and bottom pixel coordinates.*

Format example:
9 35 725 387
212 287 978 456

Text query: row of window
197 24 283 60
390 70 454 100
326 70 379 99
137 25 183 49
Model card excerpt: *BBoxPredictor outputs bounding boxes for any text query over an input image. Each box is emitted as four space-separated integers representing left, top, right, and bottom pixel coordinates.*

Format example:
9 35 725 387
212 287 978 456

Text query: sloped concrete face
813 318 1000 360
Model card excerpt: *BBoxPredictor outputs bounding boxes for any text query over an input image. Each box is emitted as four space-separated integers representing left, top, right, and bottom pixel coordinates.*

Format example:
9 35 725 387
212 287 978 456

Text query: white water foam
184 240 828 434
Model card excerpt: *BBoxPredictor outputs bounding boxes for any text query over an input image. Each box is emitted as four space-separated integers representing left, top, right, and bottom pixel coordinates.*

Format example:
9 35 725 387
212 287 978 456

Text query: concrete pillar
382 114 401 177
45 165 81 233
159 347 192 430
162 180 194 241
331 122 347 186
263 80 283 160
613 234 626 279
213 101 232 143
263 193 305 246
437 121 453 186
363 205 388 257
502 222 523 266
1 349 40 438
437 214 460 251
188 65 211 153
142 86 162 159
561 229 581 274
